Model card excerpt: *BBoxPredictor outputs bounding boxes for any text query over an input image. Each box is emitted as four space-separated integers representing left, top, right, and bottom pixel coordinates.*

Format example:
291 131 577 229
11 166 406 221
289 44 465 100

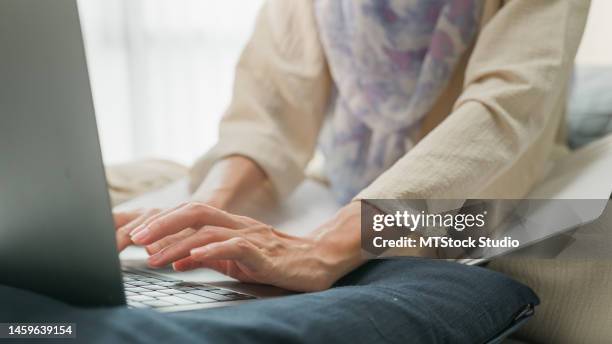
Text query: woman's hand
129 202 365 292
113 155 273 252
114 209 162 252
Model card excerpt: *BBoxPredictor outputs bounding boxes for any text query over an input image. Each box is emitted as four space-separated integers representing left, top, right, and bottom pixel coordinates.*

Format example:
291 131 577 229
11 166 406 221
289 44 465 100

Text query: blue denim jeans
0 259 538 344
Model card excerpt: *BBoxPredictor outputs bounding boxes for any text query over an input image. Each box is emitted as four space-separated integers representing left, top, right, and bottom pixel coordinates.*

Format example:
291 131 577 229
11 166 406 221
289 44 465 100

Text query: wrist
310 201 366 285
192 187 235 210
191 155 272 212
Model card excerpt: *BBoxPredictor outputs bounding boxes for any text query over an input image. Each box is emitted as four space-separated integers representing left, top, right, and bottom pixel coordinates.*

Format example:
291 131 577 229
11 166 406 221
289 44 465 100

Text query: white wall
576 0 612 66
79 0 264 165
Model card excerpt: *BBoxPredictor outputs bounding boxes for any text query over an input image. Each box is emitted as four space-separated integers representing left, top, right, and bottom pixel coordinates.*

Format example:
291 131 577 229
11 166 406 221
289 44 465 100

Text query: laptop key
189 290 233 301
227 292 255 300
147 275 178 282
127 281 148 287
128 295 155 302
125 287 148 293
176 293 217 303
175 287 195 292
176 282 200 287
142 300 173 308
143 285 167 291
209 289 237 295
141 291 166 297
155 282 178 287
157 296 196 305
140 278 162 283
159 289 184 295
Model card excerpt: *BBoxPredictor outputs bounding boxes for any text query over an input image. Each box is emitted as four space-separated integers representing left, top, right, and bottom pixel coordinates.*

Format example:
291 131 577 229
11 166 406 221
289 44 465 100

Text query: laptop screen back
0 0 125 306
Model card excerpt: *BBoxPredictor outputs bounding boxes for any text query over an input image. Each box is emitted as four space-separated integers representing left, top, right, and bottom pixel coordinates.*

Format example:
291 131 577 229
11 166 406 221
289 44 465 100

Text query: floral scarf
315 0 482 202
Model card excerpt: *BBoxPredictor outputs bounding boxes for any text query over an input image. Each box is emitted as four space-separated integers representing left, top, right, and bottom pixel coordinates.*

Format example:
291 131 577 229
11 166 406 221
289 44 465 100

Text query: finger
171 256 200 271
172 256 224 272
190 237 267 272
131 203 243 245
113 212 137 229
145 228 197 255
117 209 160 238
129 204 187 237
116 234 133 252
115 209 160 251
147 226 236 267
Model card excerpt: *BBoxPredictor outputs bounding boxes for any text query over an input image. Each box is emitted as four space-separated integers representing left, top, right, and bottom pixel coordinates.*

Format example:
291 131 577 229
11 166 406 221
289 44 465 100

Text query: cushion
489 200 612 343
567 65 612 148
105 159 187 206
493 65 612 343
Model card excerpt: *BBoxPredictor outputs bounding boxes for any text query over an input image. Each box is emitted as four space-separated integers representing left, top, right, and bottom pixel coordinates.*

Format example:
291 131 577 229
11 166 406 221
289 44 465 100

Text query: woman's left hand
129 202 362 292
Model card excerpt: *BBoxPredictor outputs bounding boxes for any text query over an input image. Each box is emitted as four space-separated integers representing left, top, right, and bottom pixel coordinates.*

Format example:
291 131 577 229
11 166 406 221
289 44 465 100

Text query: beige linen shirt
191 0 590 202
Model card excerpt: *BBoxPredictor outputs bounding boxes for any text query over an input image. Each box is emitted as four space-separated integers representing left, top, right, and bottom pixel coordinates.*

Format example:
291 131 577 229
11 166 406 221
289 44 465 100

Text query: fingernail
191 247 209 257
131 227 150 243
172 262 189 271
129 225 146 237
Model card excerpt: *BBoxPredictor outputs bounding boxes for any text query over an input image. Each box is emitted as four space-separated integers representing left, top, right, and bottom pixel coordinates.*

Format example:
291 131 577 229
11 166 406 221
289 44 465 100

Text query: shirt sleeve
356 0 590 201
190 0 331 198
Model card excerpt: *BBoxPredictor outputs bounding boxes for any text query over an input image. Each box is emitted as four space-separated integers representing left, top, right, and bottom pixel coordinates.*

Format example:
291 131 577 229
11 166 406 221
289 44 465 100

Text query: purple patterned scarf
315 0 482 202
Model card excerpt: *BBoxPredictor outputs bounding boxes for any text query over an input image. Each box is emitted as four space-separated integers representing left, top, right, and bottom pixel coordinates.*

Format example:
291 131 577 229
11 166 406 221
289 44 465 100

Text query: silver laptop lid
0 0 125 306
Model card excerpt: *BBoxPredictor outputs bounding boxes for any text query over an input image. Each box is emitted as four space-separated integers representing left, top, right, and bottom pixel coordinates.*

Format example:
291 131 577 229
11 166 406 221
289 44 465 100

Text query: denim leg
0 259 538 344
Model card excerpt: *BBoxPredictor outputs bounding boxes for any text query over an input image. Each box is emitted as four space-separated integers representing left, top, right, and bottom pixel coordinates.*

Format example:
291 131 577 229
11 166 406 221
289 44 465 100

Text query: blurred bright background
78 0 264 165
79 0 611 166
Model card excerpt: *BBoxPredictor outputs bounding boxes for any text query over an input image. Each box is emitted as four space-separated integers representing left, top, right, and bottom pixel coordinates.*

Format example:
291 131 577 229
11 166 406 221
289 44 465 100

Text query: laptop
0 0 286 312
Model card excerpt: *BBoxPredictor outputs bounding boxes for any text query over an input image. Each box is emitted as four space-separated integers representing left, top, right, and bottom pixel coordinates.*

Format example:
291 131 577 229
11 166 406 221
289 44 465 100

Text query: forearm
190 0 330 202
357 0 588 201
191 155 274 213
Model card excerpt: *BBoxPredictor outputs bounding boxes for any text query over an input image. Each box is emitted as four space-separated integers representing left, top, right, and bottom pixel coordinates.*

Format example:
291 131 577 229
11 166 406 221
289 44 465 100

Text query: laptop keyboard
122 268 255 309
